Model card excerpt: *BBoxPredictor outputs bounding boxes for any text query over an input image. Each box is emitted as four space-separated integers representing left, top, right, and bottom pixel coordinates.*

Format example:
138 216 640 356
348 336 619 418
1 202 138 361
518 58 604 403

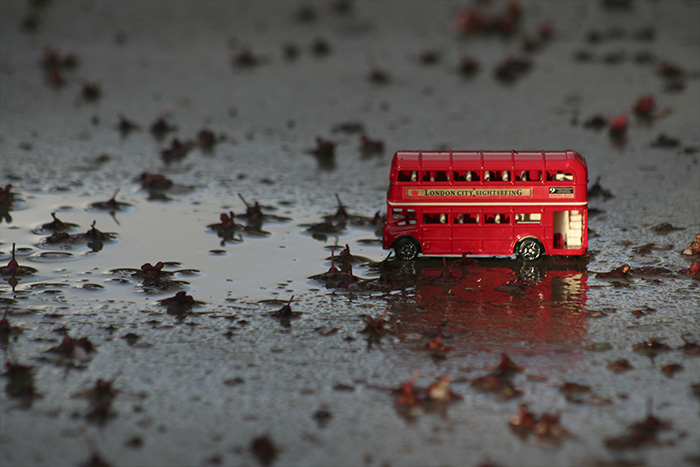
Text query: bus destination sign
405 187 532 198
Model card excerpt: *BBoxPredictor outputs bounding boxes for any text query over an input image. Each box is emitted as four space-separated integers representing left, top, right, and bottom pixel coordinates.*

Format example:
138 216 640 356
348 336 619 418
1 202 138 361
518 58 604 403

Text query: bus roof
393 150 587 175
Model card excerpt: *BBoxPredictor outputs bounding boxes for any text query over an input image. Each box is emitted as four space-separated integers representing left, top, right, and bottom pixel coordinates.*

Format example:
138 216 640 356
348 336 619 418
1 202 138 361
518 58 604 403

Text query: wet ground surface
1 1 699 466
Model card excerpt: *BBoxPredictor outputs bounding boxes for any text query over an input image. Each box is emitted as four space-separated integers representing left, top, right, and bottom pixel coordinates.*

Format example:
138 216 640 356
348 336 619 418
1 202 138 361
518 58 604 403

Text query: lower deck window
392 208 416 225
485 213 510 224
424 213 448 224
454 213 479 224
515 213 542 224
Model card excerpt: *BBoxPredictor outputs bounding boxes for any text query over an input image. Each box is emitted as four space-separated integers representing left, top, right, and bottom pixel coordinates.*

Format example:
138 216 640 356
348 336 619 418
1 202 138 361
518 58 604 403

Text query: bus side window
393 208 417 225
485 213 509 224
424 213 447 224
398 171 417 182
484 171 509 181
548 171 574 181
423 171 449 182
453 171 477 182
515 213 541 224
517 170 541 182
454 213 479 224
392 208 412 220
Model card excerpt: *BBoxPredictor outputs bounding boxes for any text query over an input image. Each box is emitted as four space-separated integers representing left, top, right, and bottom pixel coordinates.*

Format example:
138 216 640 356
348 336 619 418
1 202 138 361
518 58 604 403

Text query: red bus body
383 150 589 260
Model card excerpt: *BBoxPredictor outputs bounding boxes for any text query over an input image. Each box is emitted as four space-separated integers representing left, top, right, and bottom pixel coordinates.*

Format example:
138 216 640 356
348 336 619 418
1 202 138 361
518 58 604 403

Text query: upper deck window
453 171 480 182
517 170 541 182
421 171 449 182
484 170 511 181
547 170 574 181
398 170 418 182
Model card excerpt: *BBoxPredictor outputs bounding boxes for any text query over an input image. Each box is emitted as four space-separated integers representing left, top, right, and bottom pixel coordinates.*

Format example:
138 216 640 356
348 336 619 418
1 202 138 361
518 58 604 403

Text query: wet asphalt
1 1 699 466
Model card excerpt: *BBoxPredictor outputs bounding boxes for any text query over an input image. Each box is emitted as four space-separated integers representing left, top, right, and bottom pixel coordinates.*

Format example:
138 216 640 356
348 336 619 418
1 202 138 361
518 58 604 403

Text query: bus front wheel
516 238 544 261
394 237 420 260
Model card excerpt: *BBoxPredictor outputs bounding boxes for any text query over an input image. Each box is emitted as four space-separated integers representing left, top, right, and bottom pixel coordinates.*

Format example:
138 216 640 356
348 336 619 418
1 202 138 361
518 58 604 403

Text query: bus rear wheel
516 238 544 261
394 237 420 260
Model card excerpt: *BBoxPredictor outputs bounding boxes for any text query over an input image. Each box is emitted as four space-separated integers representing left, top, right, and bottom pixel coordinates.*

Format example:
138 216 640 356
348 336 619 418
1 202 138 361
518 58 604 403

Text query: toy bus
382 150 589 261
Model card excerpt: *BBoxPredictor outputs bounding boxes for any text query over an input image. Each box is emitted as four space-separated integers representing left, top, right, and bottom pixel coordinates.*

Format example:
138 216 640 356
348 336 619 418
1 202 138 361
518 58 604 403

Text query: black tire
516 238 544 261
394 237 420 260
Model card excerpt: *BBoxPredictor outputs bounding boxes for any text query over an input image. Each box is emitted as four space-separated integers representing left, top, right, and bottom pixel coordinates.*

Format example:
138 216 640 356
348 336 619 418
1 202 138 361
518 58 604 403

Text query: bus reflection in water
385 260 589 356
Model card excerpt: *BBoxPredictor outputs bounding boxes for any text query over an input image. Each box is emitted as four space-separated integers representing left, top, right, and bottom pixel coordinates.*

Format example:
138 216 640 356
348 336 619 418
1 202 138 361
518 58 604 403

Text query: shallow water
1 1 700 466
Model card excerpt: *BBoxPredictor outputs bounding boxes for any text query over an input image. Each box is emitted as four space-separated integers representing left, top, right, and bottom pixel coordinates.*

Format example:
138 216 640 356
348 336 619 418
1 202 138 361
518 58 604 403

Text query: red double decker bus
383 150 589 260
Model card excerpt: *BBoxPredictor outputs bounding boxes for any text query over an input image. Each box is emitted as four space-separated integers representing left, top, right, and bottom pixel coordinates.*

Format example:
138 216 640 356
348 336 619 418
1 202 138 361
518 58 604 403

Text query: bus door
553 209 584 249
452 210 482 255
420 209 451 254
